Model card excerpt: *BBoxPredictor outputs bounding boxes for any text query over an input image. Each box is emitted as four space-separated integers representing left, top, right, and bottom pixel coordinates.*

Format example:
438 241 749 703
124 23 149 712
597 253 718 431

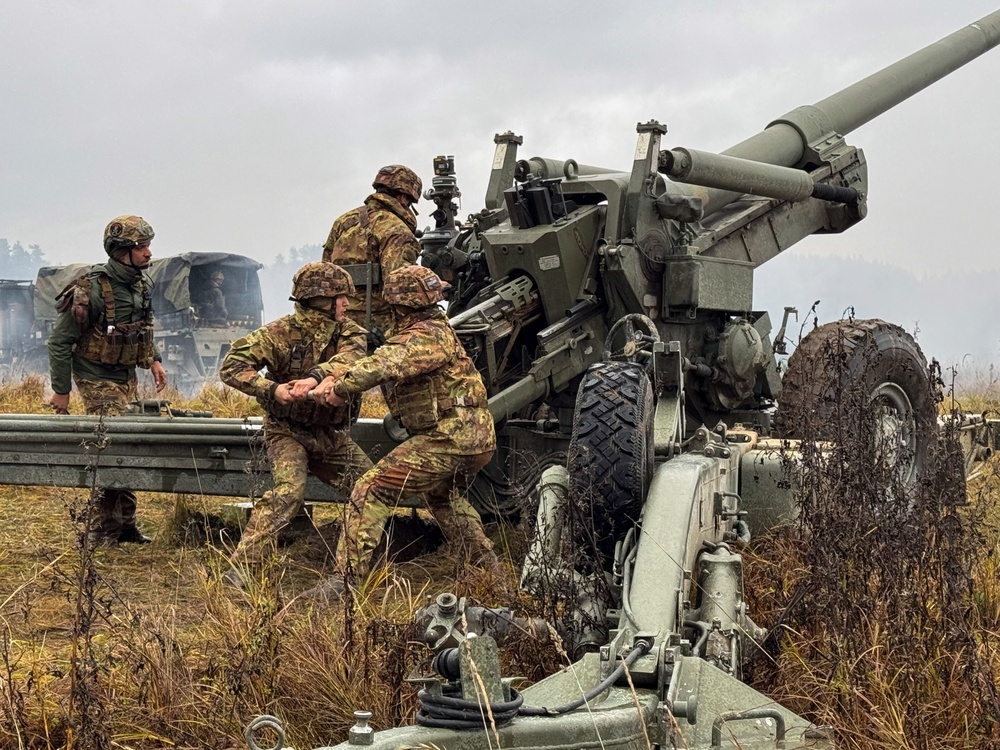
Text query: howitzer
245 10 1000 750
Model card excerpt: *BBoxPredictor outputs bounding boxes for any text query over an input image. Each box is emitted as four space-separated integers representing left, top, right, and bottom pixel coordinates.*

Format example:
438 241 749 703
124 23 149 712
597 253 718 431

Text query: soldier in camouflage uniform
322 164 423 344
48 215 168 546
219 261 380 587
198 270 228 325
309 265 500 598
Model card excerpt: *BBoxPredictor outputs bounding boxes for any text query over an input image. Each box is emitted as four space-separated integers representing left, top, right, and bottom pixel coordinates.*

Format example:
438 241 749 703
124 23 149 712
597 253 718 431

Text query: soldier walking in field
218 261 380 588
303 264 500 599
48 214 168 546
323 164 423 347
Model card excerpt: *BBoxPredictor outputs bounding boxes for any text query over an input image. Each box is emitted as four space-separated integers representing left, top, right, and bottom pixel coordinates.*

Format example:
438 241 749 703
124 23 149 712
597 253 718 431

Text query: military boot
86 532 119 549
222 566 249 590
118 526 152 544
471 548 505 578
299 574 354 602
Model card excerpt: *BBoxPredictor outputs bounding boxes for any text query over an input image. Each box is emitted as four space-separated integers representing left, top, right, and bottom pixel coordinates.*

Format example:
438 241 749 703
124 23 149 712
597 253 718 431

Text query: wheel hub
871 381 917 482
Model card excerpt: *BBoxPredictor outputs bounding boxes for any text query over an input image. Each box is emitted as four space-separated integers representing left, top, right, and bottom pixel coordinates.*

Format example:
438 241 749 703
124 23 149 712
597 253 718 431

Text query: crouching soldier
218 261 378 588
304 265 500 599
48 214 168 547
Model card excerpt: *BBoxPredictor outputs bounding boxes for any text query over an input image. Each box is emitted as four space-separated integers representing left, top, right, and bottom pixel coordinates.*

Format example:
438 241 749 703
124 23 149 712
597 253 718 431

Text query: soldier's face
334 295 349 321
130 241 152 269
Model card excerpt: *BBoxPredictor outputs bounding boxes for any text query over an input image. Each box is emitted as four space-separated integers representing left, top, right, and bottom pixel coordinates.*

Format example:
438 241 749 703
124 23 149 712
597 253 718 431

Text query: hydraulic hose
415 639 654 729
416 684 524 729
518 639 653 717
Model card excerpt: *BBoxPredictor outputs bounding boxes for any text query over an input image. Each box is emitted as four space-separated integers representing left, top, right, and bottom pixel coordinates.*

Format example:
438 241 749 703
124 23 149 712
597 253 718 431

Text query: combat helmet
372 165 422 203
103 215 154 257
290 261 355 302
383 265 450 308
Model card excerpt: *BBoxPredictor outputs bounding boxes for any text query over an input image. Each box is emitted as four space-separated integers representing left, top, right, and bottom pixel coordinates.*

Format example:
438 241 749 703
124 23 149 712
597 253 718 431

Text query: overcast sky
2 2 999 323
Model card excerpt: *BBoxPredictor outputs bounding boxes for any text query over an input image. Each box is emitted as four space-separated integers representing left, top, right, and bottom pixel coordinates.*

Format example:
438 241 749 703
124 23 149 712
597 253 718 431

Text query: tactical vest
324 205 383 287
57 270 156 368
259 324 355 429
383 322 488 433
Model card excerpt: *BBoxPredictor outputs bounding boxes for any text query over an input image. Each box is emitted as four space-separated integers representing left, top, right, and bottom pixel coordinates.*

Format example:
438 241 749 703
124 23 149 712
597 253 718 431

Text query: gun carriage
2 11 1000 750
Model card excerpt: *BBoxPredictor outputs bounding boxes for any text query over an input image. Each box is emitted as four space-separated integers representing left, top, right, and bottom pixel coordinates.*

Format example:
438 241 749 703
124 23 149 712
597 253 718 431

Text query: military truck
29 252 264 395
144 252 264 395
0 279 37 380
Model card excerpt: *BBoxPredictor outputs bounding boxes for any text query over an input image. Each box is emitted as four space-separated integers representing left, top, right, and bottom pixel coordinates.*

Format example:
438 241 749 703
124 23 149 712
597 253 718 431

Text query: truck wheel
776 318 938 485
568 362 654 561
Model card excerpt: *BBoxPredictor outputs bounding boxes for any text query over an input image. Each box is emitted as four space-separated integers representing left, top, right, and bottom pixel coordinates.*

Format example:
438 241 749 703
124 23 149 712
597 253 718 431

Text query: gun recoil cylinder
659 148 859 205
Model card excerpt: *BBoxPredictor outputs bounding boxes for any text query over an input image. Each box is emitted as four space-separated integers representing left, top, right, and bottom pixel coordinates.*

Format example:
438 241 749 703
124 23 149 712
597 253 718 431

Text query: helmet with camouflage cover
383 264 451 308
103 215 155 257
372 165 422 203
290 261 355 302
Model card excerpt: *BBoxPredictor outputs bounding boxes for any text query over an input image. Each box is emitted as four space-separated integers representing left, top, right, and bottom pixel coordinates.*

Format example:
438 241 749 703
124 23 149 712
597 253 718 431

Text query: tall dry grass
2 370 1000 748
744 345 1000 749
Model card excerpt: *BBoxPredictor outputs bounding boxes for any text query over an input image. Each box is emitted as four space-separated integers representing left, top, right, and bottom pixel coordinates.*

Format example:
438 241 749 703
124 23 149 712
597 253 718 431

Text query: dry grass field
1 373 999 749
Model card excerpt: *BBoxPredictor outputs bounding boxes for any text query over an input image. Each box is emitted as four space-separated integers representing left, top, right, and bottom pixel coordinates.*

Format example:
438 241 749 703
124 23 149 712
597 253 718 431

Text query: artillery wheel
568 362 654 561
776 318 938 485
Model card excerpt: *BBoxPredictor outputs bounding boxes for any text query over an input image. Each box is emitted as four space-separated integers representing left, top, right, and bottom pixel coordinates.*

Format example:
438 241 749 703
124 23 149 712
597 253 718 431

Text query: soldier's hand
49 392 71 415
151 361 168 393
309 375 337 401
324 388 347 408
273 383 294 405
287 377 318 400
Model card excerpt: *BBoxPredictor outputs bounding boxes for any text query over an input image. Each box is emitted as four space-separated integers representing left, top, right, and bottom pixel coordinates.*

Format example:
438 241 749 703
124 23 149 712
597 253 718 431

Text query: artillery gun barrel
689 10 1000 216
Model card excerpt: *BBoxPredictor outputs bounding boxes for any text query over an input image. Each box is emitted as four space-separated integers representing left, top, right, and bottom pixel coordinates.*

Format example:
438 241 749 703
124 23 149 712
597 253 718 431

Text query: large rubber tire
568 362 654 560
776 318 938 485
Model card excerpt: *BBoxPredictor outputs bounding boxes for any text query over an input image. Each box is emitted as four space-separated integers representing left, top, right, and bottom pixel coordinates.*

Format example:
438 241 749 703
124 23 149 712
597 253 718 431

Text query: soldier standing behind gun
48 215 168 547
322 164 423 348
303 265 501 599
218 261 378 588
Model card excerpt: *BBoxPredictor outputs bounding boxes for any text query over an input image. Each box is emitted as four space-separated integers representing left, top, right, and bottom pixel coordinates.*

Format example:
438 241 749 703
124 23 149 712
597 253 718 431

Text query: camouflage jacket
322 192 420 330
220 305 367 430
326 307 495 455
48 259 161 395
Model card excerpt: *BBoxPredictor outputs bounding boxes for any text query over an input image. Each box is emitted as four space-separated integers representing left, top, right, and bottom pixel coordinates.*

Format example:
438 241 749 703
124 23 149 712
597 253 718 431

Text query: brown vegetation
1 372 1000 749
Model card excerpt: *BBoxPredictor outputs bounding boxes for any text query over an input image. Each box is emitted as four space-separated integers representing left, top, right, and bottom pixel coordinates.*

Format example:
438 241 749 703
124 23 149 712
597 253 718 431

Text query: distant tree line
1 239 46 280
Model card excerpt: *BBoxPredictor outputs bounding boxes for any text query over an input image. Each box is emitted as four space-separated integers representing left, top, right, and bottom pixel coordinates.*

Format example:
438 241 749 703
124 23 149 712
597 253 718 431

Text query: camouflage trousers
75 375 139 536
336 438 496 576
231 428 375 565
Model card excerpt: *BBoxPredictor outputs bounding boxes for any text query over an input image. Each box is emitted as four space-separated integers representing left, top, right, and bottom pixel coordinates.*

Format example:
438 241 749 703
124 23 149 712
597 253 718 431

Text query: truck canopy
33 254 265 330
147 252 264 325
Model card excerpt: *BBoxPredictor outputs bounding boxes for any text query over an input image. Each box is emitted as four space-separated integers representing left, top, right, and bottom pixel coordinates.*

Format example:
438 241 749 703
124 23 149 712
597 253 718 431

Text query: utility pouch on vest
97 328 123 365
54 275 93 326
340 262 382 289
119 327 138 366
137 326 155 368
390 378 439 432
